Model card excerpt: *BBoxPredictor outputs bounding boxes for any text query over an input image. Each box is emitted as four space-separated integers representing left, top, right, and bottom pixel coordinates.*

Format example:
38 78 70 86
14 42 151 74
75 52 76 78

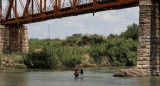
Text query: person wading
74 69 79 79
80 68 83 78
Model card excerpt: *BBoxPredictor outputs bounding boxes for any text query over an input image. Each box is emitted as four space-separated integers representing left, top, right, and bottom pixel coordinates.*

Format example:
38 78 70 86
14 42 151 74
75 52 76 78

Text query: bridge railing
5 0 118 20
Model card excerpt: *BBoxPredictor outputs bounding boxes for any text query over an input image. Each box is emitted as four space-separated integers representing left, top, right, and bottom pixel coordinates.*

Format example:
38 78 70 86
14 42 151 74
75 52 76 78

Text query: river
0 67 160 86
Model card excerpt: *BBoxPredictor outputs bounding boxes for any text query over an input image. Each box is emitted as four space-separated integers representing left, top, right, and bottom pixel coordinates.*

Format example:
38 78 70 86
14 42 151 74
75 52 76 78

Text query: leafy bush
0 56 2 66
120 23 138 40
61 34 82 46
106 37 137 66
78 35 91 46
62 55 82 67
126 51 137 66
23 45 83 68
89 43 106 64
23 51 52 68
89 36 137 66
90 34 105 44
78 34 105 46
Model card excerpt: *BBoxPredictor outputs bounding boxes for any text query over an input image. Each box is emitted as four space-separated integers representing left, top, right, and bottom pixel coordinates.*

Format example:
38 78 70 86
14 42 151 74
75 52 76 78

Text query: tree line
0 23 139 69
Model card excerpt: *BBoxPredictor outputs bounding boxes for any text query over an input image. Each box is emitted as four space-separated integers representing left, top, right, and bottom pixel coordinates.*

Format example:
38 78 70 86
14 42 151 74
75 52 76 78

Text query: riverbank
0 52 130 70
0 23 138 70
0 53 114 70
0 54 26 70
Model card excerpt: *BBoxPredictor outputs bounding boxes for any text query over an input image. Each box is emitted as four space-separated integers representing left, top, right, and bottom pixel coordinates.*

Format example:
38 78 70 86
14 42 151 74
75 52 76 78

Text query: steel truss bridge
0 0 139 25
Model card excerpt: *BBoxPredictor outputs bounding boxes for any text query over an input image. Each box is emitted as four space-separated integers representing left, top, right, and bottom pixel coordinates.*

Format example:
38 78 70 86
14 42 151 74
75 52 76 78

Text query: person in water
80 68 84 78
74 69 79 78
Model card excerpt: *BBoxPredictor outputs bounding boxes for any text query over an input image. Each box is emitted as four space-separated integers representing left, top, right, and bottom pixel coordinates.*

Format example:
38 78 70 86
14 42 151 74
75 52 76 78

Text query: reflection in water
0 71 28 86
136 76 160 86
0 68 160 86
150 76 160 86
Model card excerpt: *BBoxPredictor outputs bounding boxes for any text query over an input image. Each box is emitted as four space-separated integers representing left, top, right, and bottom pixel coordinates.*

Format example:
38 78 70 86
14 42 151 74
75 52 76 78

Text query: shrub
23 45 83 68
90 34 105 44
61 37 77 46
78 35 91 46
78 34 105 46
23 46 60 68
89 43 106 64
89 36 137 66
126 51 137 66
106 37 137 66
0 56 2 66
62 55 82 67
23 51 52 68
61 34 82 46
120 23 138 40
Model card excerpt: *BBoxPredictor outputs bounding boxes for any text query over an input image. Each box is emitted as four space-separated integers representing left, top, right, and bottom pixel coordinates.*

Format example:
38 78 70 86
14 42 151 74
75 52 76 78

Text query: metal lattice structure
0 0 2 21
0 0 1 10
0 0 139 25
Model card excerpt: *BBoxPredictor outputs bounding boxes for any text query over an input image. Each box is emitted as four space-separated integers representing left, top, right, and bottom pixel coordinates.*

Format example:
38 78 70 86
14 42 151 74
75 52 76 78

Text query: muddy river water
0 68 160 86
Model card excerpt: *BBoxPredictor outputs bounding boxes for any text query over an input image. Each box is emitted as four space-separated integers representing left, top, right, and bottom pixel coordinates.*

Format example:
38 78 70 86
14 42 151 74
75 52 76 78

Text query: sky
2 0 139 39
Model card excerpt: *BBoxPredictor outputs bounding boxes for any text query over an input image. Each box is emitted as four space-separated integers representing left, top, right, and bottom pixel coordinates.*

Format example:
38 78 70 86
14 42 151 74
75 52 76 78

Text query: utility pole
48 24 50 39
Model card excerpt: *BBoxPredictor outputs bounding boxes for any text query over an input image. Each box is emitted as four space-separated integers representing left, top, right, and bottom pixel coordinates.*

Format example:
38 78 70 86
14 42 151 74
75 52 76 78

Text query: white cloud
27 7 139 39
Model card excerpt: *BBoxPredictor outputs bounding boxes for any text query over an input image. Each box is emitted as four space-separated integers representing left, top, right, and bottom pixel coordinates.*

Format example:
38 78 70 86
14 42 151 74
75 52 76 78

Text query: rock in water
113 67 149 77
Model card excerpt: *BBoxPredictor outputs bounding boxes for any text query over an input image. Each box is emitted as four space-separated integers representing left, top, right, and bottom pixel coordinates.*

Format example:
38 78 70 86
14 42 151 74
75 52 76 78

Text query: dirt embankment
81 53 114 67
0 54 26 70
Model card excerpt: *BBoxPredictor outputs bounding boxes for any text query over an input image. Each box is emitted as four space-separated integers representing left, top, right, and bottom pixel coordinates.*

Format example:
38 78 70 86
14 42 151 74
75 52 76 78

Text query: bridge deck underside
1 0 139 25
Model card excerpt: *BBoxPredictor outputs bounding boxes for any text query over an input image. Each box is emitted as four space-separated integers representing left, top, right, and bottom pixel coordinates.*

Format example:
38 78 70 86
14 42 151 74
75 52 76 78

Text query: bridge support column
138 0 160 75
0 24 28 53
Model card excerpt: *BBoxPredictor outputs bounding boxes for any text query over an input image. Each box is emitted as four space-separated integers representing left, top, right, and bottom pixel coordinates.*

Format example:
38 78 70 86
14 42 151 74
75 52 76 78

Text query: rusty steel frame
0 0 139 25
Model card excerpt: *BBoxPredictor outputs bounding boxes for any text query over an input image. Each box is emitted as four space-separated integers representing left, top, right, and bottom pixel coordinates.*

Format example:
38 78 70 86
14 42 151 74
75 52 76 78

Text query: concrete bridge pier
138 0 160 75
0 24 29 53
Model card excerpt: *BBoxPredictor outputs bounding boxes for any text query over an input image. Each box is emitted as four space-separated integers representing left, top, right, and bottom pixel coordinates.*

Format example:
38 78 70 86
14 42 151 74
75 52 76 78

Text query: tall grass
22 23 138 68
23 44 83 68
89 37 137 66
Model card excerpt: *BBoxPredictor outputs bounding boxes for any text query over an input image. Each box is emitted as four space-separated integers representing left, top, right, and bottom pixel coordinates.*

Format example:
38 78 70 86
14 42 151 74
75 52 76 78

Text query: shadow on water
0 71 28 86
136 76 160 86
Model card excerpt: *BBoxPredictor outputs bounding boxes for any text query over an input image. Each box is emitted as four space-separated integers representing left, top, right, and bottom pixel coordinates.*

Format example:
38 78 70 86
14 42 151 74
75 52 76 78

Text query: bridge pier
0 24 28 53
138 0 160 75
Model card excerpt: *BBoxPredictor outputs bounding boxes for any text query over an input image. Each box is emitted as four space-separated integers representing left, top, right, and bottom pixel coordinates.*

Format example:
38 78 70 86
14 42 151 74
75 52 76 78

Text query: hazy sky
2 0 139 39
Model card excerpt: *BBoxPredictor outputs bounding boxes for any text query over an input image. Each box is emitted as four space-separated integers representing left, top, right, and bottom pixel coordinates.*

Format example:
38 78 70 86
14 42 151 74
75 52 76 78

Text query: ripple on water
0 68 160 86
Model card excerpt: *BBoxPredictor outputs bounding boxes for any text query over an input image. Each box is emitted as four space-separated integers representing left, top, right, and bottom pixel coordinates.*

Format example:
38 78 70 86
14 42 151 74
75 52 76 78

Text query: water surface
0 68 160 86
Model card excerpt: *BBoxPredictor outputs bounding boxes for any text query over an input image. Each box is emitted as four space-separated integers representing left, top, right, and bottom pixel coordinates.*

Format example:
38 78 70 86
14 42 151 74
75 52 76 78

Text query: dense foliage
0 56 2 66
22 23 138 68
120 23 138 41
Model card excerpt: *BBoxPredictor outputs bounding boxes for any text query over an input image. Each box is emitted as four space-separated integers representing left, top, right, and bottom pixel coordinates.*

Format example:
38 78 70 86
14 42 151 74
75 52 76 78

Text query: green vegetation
0 56 2 66
21 23 138 69
120 23 138 41
0 23 138 70
23 46 83 68
0 53 26 69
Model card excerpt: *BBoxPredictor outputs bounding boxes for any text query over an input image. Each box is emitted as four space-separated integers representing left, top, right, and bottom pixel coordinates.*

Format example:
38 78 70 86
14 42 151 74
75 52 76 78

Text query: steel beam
5 0 14 21
23 0 31 16
2 0 139 25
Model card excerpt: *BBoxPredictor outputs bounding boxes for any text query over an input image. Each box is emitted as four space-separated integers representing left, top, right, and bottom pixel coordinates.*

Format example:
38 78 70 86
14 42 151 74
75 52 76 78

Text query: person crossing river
74 69 79 78
80 68 84 78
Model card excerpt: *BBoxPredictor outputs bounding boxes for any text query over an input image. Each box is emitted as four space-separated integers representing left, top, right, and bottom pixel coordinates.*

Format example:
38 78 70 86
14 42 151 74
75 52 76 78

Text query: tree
120 23 138 40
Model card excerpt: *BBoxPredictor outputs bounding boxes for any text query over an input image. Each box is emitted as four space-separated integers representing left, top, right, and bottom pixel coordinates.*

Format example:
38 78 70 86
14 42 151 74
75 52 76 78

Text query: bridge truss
0 0 139 25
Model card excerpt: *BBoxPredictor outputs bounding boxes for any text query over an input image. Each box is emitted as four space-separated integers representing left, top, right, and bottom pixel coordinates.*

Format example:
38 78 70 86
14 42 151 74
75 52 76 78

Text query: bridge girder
0 0 139 25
